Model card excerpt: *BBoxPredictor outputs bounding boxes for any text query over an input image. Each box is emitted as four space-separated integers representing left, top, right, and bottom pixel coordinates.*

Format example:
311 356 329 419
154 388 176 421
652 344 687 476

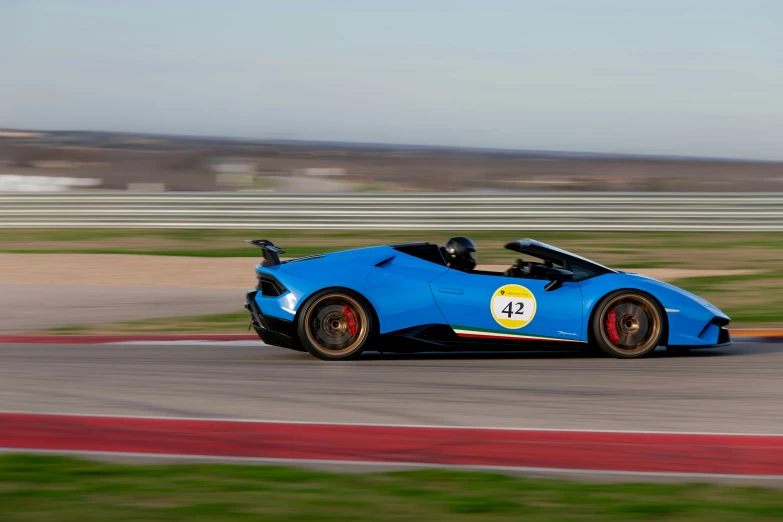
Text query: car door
429 269 584 344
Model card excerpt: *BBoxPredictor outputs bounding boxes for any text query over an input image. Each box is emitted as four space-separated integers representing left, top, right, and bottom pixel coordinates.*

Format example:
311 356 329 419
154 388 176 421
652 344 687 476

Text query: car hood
619 271 728 319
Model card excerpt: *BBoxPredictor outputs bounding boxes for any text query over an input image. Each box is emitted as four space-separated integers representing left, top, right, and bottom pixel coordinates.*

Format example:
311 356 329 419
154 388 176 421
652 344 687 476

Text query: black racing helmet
444 236 477 271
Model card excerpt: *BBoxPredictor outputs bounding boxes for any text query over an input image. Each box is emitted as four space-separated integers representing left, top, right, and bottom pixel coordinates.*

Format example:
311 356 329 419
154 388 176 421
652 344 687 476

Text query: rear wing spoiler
246 239 285 266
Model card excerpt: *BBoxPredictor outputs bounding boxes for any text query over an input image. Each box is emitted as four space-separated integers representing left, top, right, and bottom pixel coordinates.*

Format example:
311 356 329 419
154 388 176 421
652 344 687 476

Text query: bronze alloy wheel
597 293 662 357
302 293 370 358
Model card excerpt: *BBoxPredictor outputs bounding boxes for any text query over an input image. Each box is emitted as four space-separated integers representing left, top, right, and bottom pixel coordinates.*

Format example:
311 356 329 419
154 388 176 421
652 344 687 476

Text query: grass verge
2 229 783 269
40 268 783 334
44 311 250 335
38 269 783 334
673 270 783 325
1 455 782 521
5 229 781 329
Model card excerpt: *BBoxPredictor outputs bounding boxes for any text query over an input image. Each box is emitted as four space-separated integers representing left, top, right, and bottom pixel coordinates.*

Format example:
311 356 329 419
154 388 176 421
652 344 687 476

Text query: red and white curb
0 412 782 479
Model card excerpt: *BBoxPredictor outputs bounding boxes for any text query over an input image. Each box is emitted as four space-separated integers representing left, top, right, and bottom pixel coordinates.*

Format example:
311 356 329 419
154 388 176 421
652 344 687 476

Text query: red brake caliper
342 305 357 336
605 308 619 344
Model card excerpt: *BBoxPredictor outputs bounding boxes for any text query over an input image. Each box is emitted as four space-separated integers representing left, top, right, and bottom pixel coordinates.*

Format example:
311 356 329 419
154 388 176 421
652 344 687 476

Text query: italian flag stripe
452 326 585 343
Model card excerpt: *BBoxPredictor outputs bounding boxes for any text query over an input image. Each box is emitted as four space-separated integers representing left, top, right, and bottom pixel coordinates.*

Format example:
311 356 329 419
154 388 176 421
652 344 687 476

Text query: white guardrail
1 192 783 231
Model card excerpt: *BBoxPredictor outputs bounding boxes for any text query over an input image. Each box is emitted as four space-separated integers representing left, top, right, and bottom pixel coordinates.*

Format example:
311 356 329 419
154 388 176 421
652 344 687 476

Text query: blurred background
2 128 783 193
1 0 782 194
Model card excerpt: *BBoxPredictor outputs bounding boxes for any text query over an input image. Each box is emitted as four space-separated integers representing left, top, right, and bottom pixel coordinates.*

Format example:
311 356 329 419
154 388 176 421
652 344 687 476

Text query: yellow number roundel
490 284 537 329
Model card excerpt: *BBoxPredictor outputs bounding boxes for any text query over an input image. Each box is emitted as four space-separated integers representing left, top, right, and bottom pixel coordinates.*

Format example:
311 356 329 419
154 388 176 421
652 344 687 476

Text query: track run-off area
1 340 782 481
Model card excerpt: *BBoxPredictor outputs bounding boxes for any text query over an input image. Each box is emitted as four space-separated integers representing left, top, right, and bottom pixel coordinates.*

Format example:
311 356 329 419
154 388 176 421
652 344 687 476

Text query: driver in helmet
442 236 477 271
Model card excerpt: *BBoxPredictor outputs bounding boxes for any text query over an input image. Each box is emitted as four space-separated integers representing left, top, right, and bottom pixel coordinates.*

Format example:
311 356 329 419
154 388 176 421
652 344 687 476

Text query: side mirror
544 268 574 291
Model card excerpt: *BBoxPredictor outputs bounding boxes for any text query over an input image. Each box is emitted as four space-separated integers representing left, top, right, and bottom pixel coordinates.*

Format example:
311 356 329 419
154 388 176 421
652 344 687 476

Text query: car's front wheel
296 289 373 360
592 291 664 358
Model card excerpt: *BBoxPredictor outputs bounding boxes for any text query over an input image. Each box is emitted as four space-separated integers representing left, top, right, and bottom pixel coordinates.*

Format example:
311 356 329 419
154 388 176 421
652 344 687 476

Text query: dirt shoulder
0 254 775 330
0 254 256 289
0 253 755 290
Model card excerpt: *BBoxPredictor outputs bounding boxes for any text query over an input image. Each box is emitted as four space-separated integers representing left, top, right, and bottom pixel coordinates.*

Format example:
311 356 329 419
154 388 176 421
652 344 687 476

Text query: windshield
515 239 616 273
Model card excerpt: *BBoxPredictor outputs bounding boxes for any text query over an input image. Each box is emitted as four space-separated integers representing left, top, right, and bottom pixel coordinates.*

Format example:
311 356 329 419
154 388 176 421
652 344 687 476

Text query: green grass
1 247 283 257
2 229 782 267
45 311 250 335
673 270 783 294
0 455 782 521
672 270 783 325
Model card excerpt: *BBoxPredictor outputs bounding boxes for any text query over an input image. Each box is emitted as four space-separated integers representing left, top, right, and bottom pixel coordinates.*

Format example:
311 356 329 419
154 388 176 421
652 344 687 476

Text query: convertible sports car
244 238 731 360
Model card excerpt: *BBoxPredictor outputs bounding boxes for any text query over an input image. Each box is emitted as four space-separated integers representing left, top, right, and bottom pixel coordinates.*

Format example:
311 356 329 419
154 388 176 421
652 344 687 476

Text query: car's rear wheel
297 290 373 360
592 291 663 358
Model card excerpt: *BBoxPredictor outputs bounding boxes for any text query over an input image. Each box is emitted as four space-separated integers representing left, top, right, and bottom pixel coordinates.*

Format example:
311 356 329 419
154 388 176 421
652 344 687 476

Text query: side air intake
257 274 287 297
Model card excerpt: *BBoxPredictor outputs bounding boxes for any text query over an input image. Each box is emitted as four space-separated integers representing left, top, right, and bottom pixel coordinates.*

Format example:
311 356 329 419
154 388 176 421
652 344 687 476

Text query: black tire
591 290 664 358
296 289 374 361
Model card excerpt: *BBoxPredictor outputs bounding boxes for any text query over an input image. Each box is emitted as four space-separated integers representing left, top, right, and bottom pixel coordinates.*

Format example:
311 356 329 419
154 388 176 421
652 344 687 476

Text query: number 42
502 302 524 318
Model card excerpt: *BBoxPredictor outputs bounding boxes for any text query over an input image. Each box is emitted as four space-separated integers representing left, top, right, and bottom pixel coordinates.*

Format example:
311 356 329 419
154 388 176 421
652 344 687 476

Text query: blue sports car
244 237 731 360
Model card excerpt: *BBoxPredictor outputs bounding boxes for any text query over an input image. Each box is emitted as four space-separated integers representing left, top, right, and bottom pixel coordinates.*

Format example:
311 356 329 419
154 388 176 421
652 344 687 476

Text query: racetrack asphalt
1 340 781 434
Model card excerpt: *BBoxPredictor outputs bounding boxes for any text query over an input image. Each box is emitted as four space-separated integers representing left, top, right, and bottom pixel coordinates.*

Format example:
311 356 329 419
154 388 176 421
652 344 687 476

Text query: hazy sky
1 0 781 159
